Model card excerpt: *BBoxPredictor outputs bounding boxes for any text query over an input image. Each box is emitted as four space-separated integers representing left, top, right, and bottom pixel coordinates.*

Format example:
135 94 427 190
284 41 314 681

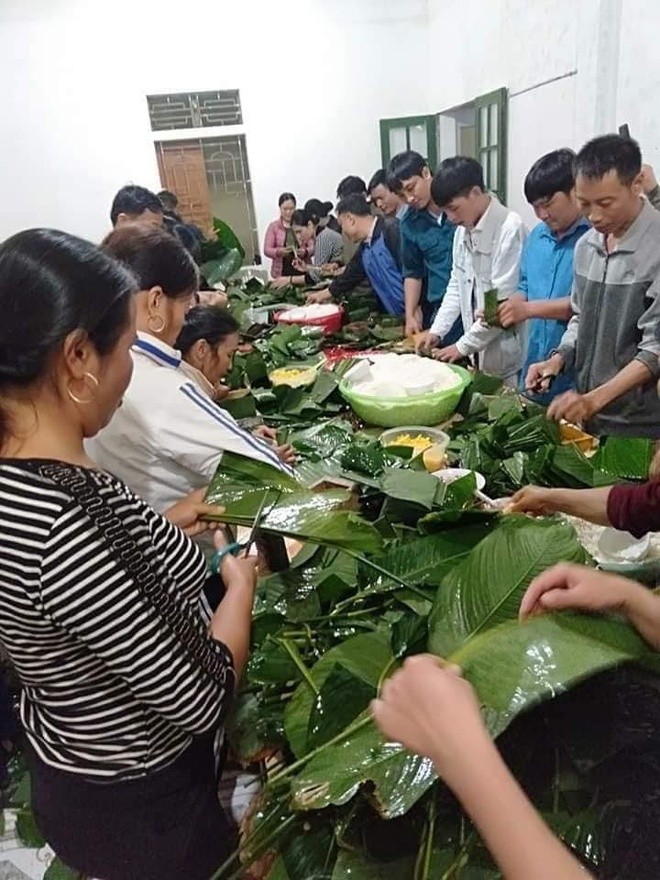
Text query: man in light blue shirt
497 149 590 403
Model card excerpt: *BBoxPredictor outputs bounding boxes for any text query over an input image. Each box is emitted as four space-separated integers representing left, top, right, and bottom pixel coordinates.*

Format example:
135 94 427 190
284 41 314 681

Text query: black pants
27 734 237 880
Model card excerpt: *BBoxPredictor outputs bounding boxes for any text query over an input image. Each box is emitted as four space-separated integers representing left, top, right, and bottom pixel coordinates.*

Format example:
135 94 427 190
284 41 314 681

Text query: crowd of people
271 134 660 439
0 132 659 879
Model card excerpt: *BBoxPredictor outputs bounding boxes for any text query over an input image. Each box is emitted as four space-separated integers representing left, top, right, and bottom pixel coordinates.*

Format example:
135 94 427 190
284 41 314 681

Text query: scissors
209 488 281 574
529 372 556 395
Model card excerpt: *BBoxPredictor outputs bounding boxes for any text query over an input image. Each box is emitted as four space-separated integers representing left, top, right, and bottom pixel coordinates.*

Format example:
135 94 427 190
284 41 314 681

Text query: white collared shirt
430 196 528 378
86 332 293 513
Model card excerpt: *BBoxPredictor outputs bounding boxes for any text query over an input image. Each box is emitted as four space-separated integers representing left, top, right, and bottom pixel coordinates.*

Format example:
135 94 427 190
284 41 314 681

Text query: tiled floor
0 812 55 880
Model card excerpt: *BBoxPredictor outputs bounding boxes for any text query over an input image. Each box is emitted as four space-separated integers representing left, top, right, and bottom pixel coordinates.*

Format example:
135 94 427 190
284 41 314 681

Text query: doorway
155 135 260 261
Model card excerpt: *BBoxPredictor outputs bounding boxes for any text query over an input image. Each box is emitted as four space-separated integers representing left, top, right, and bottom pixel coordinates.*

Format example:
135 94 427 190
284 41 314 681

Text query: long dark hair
101 225 198 298
175 306 240 356
0 229 136 447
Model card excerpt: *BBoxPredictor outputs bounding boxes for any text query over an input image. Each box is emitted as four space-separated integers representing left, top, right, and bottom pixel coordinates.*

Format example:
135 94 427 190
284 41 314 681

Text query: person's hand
165 488 224 537
433 344 463 363
306 289 333 304
277 246 293 258
296 247 307 259
547 390 596 425
271 276 293 289
405 311 423 337
520 563 633 620
276 443 296 465
415 331 438 353
292 258 307 273
212 530 259 595
524 354 564 394
197 290 229 309
213 383 230 403
641 163 658 195
371 655 491 783
507 486 557 516
497 295 529 328
252 425 278 443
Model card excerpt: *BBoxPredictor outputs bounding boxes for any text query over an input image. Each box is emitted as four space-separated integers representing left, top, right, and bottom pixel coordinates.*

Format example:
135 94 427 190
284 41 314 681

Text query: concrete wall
2 0 659 245
0 0 430 245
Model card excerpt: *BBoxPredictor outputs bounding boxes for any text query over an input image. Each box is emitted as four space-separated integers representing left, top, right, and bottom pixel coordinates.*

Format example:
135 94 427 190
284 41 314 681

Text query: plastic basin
339 364 471 427
274 305 344 335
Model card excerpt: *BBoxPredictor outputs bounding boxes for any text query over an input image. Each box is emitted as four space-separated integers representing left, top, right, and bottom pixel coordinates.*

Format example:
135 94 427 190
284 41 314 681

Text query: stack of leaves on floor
203 438 660 880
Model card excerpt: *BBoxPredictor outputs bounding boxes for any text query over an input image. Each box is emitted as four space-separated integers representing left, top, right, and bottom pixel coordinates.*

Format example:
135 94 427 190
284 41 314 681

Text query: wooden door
155 141 213 234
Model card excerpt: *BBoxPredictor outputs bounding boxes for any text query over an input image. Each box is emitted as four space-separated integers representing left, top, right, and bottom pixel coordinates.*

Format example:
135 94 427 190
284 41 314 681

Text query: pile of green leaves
204 433 659 879
449 386 653 497
211 508 660 880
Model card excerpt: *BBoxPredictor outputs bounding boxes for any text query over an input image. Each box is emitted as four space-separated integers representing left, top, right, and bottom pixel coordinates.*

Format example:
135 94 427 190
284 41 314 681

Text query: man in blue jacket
306 194 405 316
387 151 458 338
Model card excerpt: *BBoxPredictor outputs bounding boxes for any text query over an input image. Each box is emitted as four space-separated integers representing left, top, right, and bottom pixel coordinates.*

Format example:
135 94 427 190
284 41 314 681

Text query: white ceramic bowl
432 467 486 491
595 528 650 564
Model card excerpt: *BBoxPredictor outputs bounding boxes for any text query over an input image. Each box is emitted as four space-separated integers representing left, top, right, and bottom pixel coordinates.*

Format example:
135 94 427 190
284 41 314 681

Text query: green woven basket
339 363 472 428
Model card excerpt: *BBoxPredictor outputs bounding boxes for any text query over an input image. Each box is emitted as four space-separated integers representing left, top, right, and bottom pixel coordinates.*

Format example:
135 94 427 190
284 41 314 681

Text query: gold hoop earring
147 314 166 334
67 371 99 405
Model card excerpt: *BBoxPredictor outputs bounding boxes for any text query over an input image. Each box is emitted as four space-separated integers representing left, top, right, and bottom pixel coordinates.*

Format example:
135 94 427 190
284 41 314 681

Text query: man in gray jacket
527 134 660 438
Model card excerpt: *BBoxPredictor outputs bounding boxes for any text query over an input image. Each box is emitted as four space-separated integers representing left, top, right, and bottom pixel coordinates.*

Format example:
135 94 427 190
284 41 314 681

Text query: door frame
379 115 438 170
474 87 508 203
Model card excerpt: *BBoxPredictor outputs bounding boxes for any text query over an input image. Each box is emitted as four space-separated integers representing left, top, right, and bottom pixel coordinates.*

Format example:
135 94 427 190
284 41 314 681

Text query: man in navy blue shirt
387 151 458 339
306 194 404 316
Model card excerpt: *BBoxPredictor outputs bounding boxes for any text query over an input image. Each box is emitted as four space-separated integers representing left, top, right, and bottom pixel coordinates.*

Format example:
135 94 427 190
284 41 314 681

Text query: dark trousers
27 734 237 880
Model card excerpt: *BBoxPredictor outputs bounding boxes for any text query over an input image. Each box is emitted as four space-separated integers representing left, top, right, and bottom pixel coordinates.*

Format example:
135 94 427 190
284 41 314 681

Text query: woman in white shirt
87 226 294 514
175 304 294 459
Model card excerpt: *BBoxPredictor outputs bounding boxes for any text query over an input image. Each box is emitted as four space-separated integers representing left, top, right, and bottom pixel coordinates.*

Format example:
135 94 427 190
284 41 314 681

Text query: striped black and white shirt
86 332 294 514
307 227 345 283
0 460 234 780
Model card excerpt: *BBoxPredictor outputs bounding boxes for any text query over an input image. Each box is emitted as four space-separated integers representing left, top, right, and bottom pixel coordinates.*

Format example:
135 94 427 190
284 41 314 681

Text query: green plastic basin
339 363 472 427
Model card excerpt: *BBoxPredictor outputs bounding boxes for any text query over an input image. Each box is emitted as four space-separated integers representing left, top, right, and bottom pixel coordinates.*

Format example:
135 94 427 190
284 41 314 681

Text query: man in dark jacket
306 194 404 316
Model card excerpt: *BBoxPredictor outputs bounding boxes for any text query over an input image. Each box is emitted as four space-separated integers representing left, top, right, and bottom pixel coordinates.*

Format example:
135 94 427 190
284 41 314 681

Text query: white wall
616 0 660 168
425 0 660 224
0 0 430 246
3 0 660 247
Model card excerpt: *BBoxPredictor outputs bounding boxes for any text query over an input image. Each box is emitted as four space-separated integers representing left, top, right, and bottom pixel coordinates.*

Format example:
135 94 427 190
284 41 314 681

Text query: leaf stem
275 638 319 696
267 714 372 784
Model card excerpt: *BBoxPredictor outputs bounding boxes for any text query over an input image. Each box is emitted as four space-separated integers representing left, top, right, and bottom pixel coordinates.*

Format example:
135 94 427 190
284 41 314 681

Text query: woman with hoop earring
87 224 294 516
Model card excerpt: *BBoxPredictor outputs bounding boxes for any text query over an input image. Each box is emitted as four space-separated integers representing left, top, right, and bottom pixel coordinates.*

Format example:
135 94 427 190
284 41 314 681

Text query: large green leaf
15 807 46 847
363 525 493 594
205 454 383 553
428 517 587 657
284 631 393 758
331 849 414 879
208 451 301 494
592 436 653 481
379 469 440 511
452 610 660 738
307 664 376 750
291 713 435 818
43 858 80 880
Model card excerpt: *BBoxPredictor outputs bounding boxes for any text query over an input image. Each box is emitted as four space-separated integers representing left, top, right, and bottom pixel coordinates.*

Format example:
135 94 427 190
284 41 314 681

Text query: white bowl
595 528 650 564
432 467 486 491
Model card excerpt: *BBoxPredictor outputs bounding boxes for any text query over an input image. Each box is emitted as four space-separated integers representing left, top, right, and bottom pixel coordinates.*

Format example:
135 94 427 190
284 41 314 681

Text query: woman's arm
263 222 283 259
508 485 613 524
372 657 589 880
509 481 660 539
210 552 257 679
521 562 660 650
